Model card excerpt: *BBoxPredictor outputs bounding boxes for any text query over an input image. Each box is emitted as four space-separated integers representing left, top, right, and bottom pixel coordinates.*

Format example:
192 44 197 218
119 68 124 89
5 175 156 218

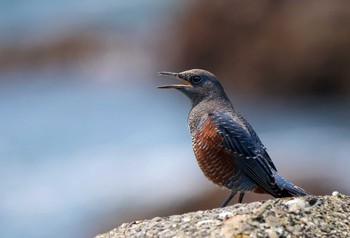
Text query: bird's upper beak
157 71 192 89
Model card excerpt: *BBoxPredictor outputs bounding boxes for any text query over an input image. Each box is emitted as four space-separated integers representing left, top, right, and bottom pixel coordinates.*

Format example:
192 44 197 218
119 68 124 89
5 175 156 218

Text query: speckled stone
96 193 350 238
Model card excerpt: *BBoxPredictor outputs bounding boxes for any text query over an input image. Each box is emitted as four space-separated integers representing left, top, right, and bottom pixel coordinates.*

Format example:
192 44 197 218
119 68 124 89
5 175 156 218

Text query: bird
158 69 308 207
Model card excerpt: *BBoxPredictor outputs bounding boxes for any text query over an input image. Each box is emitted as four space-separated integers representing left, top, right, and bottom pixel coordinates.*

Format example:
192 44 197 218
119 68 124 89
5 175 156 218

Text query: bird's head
158 69 227 105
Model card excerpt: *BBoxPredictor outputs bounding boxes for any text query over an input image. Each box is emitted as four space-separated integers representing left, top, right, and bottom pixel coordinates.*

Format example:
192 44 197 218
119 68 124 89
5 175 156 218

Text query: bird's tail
275 173 309 197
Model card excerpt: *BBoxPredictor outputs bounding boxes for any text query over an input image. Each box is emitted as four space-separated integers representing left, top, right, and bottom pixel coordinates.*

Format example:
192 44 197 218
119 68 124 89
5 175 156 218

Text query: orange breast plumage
192 117 236 187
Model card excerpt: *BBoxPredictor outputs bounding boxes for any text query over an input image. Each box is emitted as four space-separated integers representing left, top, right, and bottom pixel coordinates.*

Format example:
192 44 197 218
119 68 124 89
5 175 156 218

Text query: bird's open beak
157 71 192 89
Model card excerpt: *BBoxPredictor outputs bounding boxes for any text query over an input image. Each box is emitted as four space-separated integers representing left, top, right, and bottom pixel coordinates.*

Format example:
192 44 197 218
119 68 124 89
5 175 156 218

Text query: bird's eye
191 75 202 84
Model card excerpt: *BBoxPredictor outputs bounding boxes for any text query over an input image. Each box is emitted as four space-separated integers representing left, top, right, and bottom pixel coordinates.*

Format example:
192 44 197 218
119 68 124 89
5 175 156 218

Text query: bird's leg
220 191 236 207
238 192 245 203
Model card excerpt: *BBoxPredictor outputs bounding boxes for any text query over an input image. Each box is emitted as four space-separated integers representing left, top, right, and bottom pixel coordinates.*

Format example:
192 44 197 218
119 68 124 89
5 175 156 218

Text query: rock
96 193 350 238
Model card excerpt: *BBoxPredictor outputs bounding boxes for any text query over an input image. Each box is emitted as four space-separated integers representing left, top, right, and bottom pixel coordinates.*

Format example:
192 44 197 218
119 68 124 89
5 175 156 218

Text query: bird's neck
190 92 230 107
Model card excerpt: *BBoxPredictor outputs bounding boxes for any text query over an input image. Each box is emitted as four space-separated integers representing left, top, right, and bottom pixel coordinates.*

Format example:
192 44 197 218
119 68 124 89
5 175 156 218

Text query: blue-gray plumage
158 69 308 207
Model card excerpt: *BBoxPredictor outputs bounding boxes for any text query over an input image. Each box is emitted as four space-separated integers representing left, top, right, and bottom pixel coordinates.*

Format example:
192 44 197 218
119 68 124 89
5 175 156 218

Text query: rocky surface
96 192 350 238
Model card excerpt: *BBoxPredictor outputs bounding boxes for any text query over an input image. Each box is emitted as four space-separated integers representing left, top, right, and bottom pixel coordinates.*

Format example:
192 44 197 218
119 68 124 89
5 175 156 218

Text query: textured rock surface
96 193 350 238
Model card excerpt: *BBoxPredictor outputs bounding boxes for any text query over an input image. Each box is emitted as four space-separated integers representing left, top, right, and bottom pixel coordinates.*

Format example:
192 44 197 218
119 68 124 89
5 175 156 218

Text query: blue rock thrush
158 69 308 207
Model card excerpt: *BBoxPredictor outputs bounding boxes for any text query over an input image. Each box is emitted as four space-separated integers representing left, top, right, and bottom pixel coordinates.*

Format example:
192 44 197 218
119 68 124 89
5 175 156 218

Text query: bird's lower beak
157 71 192 89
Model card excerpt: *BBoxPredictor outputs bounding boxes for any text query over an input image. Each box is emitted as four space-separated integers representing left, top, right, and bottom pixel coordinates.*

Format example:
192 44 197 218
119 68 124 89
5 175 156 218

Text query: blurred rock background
0 1 349 238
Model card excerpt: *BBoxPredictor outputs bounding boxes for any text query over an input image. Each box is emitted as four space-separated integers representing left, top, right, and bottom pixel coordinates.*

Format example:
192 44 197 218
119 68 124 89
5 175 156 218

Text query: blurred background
1 0 349 237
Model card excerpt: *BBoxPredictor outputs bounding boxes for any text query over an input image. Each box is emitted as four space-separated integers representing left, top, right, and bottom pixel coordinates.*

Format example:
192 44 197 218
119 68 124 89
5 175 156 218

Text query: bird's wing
209 113 282 196
236 113 278 171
